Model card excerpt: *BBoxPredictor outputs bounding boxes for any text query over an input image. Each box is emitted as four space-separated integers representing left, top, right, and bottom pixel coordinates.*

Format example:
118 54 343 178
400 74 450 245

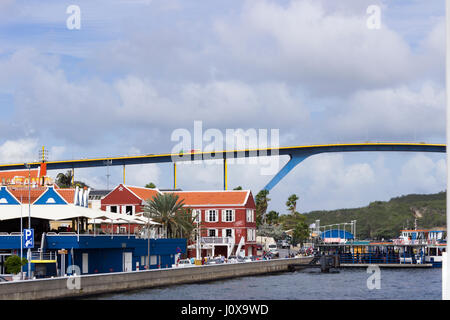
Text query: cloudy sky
0 0 446 214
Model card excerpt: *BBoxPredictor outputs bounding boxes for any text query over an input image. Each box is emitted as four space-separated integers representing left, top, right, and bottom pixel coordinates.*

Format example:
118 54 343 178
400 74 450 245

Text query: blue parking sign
23 228 34 249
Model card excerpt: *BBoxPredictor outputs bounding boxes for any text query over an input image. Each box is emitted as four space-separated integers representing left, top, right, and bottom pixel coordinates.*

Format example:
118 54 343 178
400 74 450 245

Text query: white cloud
126 164 161 188
214 0 416 94
0 138 38 164
115 76 309 128
398 154 446 193
328 82 445 141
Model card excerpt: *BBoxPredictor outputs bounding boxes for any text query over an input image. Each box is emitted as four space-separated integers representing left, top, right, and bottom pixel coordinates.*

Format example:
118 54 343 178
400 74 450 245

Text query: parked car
227 255 239 263
243 256 253 263
280 240 290 249
0 275 11 282
267 244 279 258
207 257 224 265
173 259 194 268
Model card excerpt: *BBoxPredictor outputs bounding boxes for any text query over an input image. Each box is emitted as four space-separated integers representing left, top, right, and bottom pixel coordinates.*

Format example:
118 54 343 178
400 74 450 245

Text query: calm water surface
90 267 442 300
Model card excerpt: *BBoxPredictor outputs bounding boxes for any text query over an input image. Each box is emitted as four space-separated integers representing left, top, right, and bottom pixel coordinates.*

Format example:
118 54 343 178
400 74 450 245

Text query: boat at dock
315 228 446 268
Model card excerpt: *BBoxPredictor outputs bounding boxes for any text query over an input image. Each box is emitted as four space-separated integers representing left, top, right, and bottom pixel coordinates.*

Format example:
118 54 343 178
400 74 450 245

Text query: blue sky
0 0 446 214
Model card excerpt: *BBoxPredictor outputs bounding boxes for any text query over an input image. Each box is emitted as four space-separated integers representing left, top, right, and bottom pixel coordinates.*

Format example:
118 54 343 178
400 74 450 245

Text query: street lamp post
147 216 150 270
24 163 31 279
20 192 23 280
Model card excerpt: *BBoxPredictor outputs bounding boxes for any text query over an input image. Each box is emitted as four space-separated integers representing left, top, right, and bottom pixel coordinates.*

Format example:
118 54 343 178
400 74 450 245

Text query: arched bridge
0 142 445 191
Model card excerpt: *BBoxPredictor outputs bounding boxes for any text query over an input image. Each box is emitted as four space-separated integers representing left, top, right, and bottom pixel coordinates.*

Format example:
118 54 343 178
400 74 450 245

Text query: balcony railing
201 237 234 245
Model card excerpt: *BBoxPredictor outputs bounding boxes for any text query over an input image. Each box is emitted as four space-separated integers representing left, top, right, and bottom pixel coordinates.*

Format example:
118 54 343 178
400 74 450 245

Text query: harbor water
90 267 442 300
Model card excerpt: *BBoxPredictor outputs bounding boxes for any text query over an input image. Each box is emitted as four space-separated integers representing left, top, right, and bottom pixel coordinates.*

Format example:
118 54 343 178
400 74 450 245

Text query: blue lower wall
1 235 186 276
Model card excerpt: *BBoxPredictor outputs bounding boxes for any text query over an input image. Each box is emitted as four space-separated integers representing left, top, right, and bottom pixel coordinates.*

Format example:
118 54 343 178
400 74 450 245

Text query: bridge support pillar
224 158 227 190
174 163 177 189
263 154 312 191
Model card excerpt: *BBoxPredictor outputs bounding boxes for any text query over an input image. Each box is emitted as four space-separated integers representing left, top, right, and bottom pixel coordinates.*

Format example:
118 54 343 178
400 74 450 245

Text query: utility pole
24 163 31 279
20 192 23 280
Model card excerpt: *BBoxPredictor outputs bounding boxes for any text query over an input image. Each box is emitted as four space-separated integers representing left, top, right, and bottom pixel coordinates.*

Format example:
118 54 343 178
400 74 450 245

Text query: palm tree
145 182 156 188
255 189 270 226
55 170 89 189
143 193 194 238
56 171 73 188
286 194 299 215
266 210 279 225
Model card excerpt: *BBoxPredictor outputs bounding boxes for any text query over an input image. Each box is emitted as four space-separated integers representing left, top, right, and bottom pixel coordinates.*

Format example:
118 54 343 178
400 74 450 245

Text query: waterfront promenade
0 257 312 300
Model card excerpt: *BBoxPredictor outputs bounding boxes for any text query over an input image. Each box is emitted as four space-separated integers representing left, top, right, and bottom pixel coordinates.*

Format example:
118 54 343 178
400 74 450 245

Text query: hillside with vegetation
303 192 446 240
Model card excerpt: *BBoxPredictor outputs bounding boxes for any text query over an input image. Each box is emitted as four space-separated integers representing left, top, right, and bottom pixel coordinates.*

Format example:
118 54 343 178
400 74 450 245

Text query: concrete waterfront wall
0 257 312 300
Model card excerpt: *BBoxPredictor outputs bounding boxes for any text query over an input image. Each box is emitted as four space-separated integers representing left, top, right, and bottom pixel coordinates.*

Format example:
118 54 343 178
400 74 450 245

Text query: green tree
233 186 243 190
266 210 279 225
143 193 194 238
255 189 270 226
257 223 284 240
292 220 310 247
5 255 27 275
279 212 305 231
56 171 73 188
286 194 299 214
56 171 89 189
145 182 156 188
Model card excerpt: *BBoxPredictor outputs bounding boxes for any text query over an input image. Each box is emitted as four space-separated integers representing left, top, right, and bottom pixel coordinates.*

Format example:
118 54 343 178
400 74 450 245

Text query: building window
193 209 201 223
247 228 256 241
223 209 234 222
246 209 254 222
110 206 117 213
224 229 233 238
207 210 217 222
125 206 133 215
208 229 217 237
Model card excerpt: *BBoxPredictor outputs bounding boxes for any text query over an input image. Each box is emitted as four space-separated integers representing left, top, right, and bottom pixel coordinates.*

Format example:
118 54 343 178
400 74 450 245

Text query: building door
123 252 133 272
82 253 89 274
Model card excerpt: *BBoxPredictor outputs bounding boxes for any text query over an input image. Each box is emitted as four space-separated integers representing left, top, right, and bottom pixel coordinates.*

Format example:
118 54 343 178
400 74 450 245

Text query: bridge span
0 142 445 191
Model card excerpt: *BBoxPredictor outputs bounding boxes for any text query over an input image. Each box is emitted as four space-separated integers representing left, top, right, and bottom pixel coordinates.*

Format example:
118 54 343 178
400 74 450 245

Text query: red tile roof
167 190 250 206
7 187 46 204
56 189 76 204
125 186 161 202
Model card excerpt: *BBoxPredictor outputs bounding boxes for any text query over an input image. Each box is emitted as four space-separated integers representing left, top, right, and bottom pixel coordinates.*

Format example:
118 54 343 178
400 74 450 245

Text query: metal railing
201 237 234 245
338 253 428 264
30 251 57 261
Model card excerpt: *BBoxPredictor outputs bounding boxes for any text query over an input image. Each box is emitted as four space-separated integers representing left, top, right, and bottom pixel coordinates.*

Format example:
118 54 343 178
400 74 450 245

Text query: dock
340 263 433 268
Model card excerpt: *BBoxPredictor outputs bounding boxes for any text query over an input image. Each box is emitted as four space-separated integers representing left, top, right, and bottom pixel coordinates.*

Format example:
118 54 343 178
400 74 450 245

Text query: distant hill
303 192 446 240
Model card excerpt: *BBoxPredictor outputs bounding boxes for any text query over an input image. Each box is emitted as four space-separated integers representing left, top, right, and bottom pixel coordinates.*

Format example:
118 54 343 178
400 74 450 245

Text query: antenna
38 146 49 162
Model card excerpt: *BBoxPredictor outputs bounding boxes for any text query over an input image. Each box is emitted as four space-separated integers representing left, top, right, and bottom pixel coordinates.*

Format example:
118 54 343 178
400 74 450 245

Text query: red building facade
100 184 160 233
99 185 257 257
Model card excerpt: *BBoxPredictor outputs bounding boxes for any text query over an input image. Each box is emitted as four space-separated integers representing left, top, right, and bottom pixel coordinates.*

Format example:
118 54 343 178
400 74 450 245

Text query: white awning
0 205 142 222
133 216 161 225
